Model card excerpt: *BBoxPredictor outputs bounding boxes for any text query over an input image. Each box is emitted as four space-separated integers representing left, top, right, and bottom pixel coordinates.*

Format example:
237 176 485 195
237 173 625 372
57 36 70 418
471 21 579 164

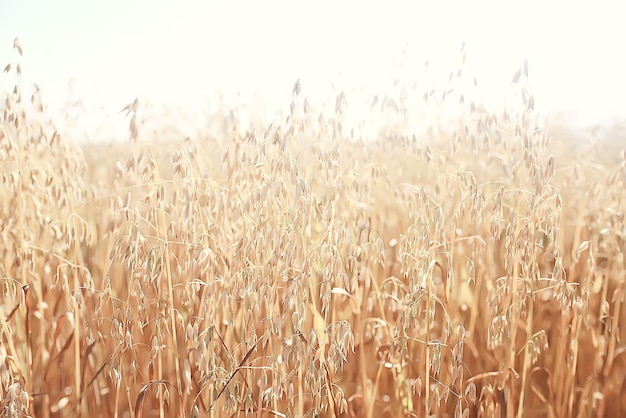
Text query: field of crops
1 43 626 417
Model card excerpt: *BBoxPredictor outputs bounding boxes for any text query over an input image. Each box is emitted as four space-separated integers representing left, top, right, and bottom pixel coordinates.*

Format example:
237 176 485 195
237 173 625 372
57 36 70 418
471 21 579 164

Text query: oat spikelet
13 38 22 56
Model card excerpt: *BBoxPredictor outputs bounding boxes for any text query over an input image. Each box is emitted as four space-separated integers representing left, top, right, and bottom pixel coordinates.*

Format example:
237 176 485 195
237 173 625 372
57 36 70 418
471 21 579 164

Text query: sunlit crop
1 39 625 418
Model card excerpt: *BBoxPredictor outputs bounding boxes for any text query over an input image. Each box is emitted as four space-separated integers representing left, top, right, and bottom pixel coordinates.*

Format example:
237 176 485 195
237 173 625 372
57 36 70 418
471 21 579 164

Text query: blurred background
0 0 624 142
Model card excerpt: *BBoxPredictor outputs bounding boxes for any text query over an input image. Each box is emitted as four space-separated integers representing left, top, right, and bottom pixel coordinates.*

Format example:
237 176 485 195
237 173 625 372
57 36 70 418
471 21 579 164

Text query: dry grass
1 40 626 417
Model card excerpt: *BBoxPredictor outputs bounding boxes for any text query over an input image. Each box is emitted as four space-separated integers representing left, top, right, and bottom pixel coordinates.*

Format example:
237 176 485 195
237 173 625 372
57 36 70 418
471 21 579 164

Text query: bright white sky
1 0 625 141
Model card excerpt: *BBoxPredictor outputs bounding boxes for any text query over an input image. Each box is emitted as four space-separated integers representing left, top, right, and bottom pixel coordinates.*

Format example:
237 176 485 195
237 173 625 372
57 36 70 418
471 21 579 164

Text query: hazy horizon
1 1 625 143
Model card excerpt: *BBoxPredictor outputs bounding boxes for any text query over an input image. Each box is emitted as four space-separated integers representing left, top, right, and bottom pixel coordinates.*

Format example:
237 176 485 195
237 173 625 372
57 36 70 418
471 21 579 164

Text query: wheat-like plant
0 39 625 418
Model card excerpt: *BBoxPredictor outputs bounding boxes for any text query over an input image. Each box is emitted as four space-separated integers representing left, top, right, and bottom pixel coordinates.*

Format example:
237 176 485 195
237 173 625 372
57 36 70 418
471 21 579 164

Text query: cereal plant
0 39 625 418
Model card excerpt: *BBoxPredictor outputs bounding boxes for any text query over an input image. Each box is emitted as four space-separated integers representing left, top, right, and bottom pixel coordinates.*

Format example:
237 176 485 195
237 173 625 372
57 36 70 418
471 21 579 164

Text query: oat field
1 42 626 418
